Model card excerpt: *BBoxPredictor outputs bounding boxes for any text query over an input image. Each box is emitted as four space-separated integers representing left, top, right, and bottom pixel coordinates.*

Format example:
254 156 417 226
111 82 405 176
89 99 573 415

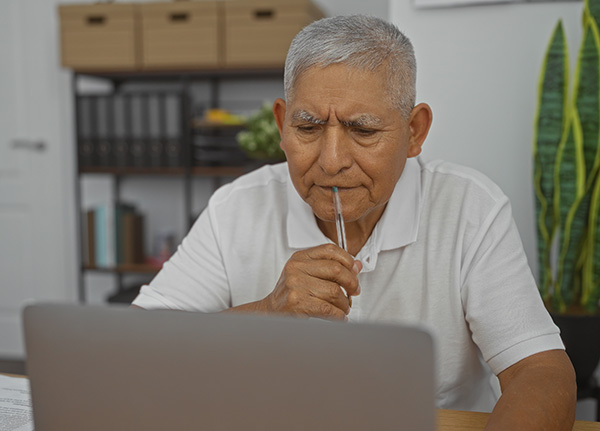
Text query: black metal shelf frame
72 68 283 303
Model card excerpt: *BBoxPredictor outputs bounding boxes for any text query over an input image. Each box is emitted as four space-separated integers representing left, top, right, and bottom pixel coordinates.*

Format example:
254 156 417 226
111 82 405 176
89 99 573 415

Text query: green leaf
586 0 600 33
571 15 600 312
555 108 586 309
559 118 587 303
576 20 600 182
533 21 569 299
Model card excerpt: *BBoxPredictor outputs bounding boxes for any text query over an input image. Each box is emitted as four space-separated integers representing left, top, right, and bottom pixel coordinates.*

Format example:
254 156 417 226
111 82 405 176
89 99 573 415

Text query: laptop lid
23 304 435 431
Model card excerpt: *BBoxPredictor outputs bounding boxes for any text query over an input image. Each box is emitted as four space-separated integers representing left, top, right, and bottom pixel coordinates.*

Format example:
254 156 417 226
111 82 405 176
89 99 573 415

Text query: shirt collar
375 157 422 252
286 157 422 252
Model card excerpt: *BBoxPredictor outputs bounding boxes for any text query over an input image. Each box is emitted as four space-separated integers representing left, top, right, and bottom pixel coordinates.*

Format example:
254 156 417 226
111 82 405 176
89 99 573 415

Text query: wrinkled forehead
291 61 393 95
287 62 401 119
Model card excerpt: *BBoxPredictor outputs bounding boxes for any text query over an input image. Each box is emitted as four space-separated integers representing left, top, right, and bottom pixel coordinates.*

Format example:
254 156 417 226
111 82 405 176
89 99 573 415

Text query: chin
310 205 336 223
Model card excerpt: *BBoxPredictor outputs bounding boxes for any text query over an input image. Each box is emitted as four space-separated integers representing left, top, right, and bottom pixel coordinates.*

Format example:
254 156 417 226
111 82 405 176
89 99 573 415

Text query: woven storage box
223 0 324 67
140 1 220 69
59 3 140 71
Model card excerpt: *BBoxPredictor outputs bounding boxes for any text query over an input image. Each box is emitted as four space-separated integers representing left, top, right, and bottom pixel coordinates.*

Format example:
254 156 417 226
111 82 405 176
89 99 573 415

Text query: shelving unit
73 68 284 303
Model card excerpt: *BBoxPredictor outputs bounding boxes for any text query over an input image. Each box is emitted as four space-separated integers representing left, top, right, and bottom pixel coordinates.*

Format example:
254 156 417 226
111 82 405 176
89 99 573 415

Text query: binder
95 96 113 167
130 94 148 168
77 96 96 168
165 93 183 167
113 94 130 167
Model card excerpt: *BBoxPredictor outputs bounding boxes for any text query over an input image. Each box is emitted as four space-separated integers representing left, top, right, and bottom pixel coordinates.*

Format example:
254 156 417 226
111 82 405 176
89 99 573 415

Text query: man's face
274 63 427 225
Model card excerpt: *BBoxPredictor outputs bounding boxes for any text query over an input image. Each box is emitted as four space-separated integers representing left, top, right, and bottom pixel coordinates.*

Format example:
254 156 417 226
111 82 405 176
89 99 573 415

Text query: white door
0 0 77 358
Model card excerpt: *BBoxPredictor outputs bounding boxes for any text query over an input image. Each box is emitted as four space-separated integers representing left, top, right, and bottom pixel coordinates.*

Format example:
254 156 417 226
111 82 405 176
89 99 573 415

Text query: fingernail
352 261 361 274
356 283 361 296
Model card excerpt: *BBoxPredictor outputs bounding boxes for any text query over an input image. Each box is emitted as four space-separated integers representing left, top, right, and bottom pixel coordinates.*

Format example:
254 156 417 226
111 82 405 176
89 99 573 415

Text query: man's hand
261 244 362 320
486 349 576 431
225 244 362 320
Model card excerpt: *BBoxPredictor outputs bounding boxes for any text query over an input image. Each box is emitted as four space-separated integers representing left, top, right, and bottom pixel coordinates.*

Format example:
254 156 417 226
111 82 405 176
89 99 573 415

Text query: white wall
390 1 583 277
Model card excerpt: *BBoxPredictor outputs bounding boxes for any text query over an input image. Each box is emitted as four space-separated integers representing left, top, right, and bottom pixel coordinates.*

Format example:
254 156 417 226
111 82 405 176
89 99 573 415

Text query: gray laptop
23 304 435 431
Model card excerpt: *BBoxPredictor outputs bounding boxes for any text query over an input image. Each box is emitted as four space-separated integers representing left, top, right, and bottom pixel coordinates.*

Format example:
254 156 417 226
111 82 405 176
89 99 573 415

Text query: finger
311 280 353 314
302 259 360 297
271 267 349 314
273 275 349 319
301 295 349 321
300 243 356 270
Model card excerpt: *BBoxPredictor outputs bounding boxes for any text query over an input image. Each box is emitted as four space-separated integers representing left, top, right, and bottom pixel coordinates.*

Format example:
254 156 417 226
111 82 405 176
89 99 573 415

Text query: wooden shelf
74 67 284 84
84 264 161 274
191 119 247 130
191 165 251 176
80 164 266 177
80 166 186 176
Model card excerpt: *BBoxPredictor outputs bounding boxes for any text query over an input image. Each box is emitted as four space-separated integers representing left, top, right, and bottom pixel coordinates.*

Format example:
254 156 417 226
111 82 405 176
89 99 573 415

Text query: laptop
23 304 435 431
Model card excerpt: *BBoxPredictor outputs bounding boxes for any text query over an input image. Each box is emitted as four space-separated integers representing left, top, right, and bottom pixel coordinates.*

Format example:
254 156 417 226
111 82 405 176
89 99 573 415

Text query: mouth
318 185 355 192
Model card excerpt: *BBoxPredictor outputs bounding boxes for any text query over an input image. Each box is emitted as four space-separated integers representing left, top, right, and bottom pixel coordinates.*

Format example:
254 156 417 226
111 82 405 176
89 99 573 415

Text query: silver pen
332 186 351 307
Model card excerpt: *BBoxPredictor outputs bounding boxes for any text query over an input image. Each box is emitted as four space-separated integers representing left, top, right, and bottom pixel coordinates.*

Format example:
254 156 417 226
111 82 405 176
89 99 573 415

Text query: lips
317 185 356 190
316 186 351 197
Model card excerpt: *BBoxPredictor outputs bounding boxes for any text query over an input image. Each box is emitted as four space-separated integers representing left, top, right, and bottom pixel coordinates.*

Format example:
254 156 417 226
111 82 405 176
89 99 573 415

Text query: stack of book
83 203 146 268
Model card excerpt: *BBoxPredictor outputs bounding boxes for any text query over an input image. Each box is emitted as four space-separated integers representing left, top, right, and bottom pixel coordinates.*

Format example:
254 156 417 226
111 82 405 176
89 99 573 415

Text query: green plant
237 102 285 160
534 0 600 314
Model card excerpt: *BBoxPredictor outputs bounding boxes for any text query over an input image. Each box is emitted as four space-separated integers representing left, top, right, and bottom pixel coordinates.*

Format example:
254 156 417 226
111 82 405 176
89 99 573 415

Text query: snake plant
534 0 600 314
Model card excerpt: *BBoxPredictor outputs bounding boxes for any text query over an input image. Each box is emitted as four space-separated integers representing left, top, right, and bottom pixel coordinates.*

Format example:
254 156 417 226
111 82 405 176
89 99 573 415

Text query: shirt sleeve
460 196 564 375
132 199 231 312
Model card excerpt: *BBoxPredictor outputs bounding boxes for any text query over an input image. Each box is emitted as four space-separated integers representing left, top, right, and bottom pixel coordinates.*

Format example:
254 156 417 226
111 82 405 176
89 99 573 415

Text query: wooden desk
438 409 600 430
2 373 26 378
2 374 598 429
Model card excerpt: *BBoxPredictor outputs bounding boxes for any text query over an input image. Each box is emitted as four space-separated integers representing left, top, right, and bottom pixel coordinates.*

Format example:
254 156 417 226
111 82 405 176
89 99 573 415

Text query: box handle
254 9 274 19
170 13 189 22
86 15 106 25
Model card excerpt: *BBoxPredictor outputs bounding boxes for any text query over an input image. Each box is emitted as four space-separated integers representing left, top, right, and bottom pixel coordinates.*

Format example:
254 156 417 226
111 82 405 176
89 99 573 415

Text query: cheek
283 147 316 200
355 148 407 202
361 145 407 181
281 137 319 179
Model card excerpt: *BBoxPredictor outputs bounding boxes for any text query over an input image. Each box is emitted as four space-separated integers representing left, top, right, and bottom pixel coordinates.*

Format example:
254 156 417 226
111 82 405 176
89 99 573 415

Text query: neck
317 205 386 257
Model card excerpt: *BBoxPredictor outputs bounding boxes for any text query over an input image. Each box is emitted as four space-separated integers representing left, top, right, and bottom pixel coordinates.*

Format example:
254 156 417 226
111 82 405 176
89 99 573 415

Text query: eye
353 128 377 137
296 124 320 134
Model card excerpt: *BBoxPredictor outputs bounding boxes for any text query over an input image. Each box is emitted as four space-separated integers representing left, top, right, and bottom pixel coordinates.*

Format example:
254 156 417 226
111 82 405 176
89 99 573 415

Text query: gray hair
284 15 417 118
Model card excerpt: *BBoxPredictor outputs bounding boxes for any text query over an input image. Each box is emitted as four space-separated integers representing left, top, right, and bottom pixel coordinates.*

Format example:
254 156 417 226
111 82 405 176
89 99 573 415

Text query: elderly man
132 15 576 430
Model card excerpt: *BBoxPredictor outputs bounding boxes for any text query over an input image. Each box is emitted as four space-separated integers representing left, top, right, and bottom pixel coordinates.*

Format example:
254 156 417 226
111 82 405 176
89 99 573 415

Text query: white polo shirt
133 158 563 412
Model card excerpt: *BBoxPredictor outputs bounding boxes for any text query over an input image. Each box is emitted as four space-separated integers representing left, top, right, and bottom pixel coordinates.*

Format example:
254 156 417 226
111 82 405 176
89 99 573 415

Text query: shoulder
417 158 508 209
210 162 289 209
419 158 505 200
415 158 513 239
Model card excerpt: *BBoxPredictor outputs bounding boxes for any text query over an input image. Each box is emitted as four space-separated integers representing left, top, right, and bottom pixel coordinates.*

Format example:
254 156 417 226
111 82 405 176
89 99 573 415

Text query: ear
407 103 433 158
273 98 287 136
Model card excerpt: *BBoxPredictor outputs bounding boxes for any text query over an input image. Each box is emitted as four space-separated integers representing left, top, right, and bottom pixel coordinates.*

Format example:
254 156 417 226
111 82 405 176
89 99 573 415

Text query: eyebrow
340 114 383 128
291 110 383 128
291 110 327 125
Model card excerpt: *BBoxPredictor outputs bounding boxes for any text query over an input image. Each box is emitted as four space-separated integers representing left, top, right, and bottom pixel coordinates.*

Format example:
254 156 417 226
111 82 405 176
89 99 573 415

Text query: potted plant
533 0 600 390
237 102 286 162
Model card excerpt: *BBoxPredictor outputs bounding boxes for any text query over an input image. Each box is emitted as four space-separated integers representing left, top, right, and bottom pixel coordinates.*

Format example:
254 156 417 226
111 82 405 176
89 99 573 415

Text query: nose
317 126 353 175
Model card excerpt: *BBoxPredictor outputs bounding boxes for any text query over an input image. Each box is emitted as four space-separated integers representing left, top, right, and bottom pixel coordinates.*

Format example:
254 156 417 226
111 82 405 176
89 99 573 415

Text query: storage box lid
140 1 219 14
59 3 137 18
224 0 324 14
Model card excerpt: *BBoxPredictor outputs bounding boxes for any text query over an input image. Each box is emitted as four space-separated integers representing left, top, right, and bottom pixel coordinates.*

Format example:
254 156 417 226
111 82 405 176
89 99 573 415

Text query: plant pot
551 313 600 389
